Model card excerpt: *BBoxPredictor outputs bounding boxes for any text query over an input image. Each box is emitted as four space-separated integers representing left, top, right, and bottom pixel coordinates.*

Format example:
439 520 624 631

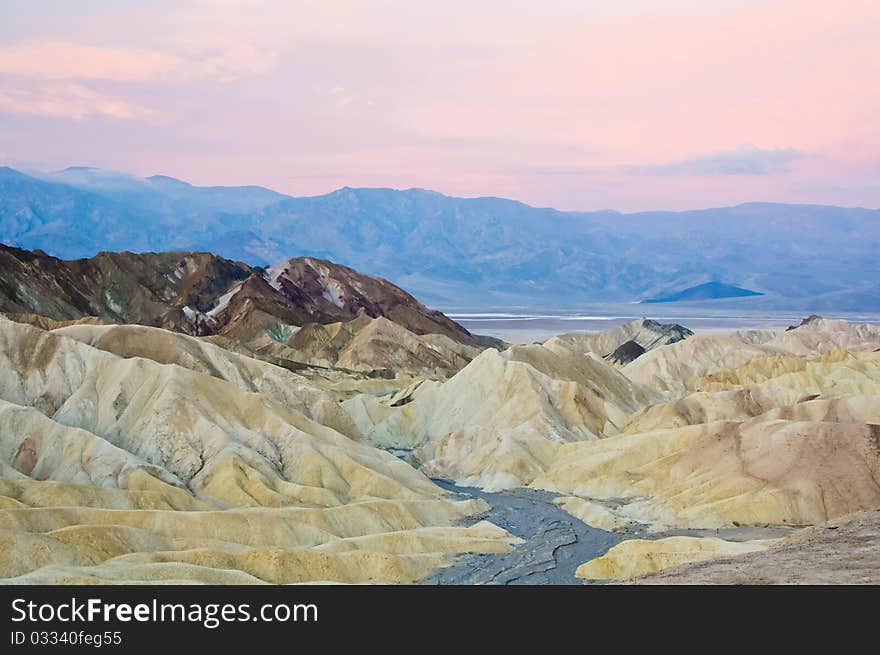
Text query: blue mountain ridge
1 166 877 311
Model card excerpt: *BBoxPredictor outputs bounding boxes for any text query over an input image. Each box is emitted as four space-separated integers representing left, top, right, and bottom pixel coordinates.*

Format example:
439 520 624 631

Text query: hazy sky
0 0 878 211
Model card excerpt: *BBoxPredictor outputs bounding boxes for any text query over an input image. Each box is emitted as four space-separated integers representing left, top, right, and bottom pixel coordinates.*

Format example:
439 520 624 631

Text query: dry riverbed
423 480 797 585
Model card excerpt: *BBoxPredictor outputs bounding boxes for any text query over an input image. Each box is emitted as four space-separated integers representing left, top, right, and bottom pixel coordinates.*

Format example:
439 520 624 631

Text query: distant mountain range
2 166 878 311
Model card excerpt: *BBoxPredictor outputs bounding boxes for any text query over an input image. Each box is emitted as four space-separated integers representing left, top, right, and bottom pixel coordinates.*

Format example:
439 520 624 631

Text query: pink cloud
0 40 275 82
0 83 153 120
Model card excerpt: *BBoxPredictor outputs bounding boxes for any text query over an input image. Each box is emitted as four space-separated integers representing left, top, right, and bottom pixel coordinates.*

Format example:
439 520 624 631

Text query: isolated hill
642 281 763 303
2 166 879 310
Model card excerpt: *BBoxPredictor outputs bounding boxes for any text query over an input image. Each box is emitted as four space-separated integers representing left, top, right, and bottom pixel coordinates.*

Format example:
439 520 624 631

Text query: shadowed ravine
422 480 623 585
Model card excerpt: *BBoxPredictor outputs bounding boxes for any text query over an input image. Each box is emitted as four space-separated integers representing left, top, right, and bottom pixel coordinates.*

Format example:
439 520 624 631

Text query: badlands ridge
1 246 879 584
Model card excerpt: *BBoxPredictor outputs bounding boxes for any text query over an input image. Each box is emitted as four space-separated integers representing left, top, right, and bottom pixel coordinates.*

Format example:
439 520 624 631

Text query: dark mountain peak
638 318 693 342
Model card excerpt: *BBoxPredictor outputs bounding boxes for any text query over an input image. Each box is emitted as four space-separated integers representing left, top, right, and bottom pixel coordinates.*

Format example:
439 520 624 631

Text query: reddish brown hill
0 244 476 345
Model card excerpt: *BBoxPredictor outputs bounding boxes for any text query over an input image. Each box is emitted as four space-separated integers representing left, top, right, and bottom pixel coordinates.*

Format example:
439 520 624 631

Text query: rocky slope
281 315 481 378
200 313 481 381
0 244 252 335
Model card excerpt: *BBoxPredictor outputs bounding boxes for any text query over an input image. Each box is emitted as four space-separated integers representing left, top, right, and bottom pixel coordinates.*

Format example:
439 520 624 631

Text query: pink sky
0 0 878 210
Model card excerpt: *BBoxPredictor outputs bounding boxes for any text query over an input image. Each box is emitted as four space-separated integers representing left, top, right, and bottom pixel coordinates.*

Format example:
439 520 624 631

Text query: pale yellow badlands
534 413 880 529
0 317 517 584
2 311 880 584
53 322 360 438
347 341 657 490
623 317 880 394
533 318 880 531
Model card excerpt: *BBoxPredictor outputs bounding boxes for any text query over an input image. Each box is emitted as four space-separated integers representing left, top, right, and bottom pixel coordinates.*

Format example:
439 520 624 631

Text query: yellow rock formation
349 343 656 489
575 536 777 581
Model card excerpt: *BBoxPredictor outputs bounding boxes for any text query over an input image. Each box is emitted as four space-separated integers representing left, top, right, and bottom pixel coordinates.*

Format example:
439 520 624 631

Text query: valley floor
452 311 880 345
